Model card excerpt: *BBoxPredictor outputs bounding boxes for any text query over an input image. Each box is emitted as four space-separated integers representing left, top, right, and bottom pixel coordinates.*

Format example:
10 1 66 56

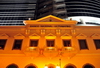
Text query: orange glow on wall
0 15 100 68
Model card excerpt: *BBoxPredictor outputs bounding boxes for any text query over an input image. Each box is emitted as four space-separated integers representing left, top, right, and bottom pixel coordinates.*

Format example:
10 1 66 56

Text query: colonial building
0 15 100 68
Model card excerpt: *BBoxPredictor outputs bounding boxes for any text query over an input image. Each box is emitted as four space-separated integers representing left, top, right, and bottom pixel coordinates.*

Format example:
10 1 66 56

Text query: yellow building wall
0 15 100 68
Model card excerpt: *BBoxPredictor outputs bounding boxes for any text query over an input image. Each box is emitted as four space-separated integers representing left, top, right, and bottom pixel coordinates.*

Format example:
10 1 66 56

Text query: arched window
83 64 95 68
66 65 74 68
27 66 36 68
47 64 55 68
48 66 54 68
6 64 18 68
25 64 37 68
65 64 76 68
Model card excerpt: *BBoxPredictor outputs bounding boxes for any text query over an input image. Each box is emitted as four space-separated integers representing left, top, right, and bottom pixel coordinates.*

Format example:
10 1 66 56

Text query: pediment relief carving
76 33 87 39
14 33 25 39
29 33 40 39
0 33 9 39
61 33 72 39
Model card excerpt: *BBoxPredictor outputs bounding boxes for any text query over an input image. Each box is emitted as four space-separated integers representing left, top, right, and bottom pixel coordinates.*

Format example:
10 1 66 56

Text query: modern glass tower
65 0 100 25
36 0 100 25
0 0 100 26
36 0 67 19
0 0 37 25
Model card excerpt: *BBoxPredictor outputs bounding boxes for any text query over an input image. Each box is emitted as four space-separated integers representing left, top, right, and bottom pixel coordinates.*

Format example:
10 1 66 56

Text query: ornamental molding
29 33 40 39
61 33 72 39
14 33 25 39
0 33 9 39
76 33 87 39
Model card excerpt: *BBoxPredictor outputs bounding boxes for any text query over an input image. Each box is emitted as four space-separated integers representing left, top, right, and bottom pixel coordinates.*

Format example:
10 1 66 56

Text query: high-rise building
0 0 100 26
0 0 37 25
36 0 100 25
64 0 100 25
36 0 67 19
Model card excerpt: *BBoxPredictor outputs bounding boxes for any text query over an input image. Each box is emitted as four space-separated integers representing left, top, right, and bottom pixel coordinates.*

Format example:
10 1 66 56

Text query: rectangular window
47 40 55 47
30 40 38 47
94 39 100 49
63 40 71 47
78 39 88 50
0 39 7 49
12 39 23 50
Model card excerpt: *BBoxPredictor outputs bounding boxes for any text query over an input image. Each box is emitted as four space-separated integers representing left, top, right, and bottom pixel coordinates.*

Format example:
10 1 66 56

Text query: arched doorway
27 66 36 68
6 64 18 68
66 66 74 68
65 64 76 68
47 64 56 68
83 64 95 68
25 64 37 68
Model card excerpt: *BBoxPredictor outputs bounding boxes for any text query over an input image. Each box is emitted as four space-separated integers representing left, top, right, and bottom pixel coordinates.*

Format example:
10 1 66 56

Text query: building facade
0 15 100 68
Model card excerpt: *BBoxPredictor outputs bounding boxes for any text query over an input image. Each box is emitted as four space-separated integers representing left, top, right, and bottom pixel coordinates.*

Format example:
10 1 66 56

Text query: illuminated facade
0 15 100 68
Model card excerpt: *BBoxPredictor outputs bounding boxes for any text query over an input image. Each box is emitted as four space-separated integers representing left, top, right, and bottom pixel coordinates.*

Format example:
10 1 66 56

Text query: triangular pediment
61 33 72 39
45 33 56 39
36 15 66 22
0 33 9 39
91 33 100 38
76 33 87 39
29 33 40 39
14 33 25 39
24 15 77 26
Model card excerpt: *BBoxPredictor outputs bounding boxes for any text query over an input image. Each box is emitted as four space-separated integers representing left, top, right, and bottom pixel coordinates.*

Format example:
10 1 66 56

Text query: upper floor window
0 39 7 49
78 39 88 50
30 40 38 47
63 40 71 47
94 39 100 49
46 40 55 47
12 39 23 50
